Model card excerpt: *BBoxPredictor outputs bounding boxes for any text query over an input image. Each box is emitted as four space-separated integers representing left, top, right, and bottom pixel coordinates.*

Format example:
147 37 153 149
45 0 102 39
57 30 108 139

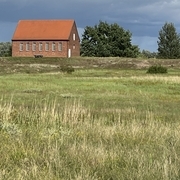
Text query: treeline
1 22 180 59
80 21 180 59
80 21 139 58
0 42 12 57
140 50 157 59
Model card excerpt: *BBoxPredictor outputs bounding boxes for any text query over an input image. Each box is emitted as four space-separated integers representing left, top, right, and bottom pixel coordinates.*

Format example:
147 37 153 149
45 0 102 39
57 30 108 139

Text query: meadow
0 57 180 179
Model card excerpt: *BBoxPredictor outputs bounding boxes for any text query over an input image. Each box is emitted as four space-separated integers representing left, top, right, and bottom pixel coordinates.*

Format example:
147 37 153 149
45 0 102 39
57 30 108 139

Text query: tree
141 50 157 58
0 42 12 57
80 21 140 57
7 44 12 56
157 22 180 59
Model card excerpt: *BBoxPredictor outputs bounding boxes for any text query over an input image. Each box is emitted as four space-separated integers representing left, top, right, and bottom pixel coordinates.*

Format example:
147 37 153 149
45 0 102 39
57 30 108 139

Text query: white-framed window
52 42 56 51
58 42 62 51
32 42 36 51
26 42 29 51
73 44 75 49
19 43 23 51
73 33 75 41
39 42 43 51
45 42 49 51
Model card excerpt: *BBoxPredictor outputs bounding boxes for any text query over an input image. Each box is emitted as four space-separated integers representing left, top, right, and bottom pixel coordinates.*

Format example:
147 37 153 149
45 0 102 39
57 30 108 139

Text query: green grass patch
0 60 180 179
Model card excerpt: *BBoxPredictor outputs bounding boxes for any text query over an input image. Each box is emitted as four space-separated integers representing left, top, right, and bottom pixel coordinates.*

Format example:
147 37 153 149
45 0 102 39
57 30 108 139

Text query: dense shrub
60 65 75 74
147 65 167 74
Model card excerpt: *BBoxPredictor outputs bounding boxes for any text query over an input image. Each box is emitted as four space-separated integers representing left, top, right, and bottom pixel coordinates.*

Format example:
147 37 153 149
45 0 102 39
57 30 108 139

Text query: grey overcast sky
0 0 180 52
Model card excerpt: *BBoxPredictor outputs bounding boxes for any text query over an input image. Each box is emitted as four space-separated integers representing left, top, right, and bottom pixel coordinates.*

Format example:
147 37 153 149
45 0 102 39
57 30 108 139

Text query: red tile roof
12 19 75 40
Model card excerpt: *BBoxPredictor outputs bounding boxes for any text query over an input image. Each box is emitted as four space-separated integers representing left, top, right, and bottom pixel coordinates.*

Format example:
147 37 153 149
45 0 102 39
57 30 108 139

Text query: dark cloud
0 0 180 51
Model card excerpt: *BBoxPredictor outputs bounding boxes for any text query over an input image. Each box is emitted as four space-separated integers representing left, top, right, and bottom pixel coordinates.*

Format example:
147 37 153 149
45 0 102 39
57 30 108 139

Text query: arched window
19 43 23 51
45 42 49 51
26 42 29 51
58 42 62 51
32 42 36 51
73 33 75 41
39 42 43 51
52 42 56 51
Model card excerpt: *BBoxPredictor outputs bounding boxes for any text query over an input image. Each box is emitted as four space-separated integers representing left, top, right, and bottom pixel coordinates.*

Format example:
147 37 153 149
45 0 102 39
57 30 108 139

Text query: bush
60 65 75 74
147 65 167 74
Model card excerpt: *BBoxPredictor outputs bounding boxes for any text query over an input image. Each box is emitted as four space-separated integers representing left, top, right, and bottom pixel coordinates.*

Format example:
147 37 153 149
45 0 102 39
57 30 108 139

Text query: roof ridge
19 19 74 21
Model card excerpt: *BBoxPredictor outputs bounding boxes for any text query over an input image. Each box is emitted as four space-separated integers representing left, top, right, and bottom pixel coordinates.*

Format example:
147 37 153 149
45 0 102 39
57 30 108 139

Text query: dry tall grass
0 98 180 179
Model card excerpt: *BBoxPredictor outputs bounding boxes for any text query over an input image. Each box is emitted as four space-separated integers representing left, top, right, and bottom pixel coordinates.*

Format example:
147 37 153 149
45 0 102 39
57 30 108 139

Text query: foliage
80 21 140 57
0 42 12 57
141 50 157 58
147 65 167 74
60 65 75 74
157 22 180 59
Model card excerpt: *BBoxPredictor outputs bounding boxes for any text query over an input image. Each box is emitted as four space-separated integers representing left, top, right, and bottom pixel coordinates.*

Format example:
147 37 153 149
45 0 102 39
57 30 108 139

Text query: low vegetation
0 57 180 179
1 56 180 75
60 65 75 74
147 65 168 74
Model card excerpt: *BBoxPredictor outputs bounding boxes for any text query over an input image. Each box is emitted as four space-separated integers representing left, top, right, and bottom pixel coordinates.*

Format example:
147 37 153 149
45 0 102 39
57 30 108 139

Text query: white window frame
45 42 49 51
73 44 75 50
52 42 56 51
73 33 75 41
32 42 36 51
39 42 43 51
19 43 23 51
26 42 29 51
58 42 62 51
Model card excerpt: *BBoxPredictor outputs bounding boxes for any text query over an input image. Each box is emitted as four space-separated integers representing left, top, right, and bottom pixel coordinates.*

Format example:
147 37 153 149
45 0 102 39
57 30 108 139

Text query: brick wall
68 23 80 57
12 41 69 57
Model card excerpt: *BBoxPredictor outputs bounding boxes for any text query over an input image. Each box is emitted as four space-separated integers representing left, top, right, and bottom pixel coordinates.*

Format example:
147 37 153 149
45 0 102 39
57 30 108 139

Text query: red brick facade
12 20 80 58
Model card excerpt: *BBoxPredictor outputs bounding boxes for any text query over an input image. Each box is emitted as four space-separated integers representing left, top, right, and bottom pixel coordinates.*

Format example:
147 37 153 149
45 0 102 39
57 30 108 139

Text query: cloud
0 0 180 51
1 0 180 30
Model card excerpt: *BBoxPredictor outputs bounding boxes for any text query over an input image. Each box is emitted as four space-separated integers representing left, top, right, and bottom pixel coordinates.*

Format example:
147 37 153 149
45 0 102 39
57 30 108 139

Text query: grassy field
0 57 180 179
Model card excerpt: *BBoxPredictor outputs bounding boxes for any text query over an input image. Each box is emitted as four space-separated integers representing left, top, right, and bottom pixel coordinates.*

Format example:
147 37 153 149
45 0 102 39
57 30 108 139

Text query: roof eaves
12 38 69 41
